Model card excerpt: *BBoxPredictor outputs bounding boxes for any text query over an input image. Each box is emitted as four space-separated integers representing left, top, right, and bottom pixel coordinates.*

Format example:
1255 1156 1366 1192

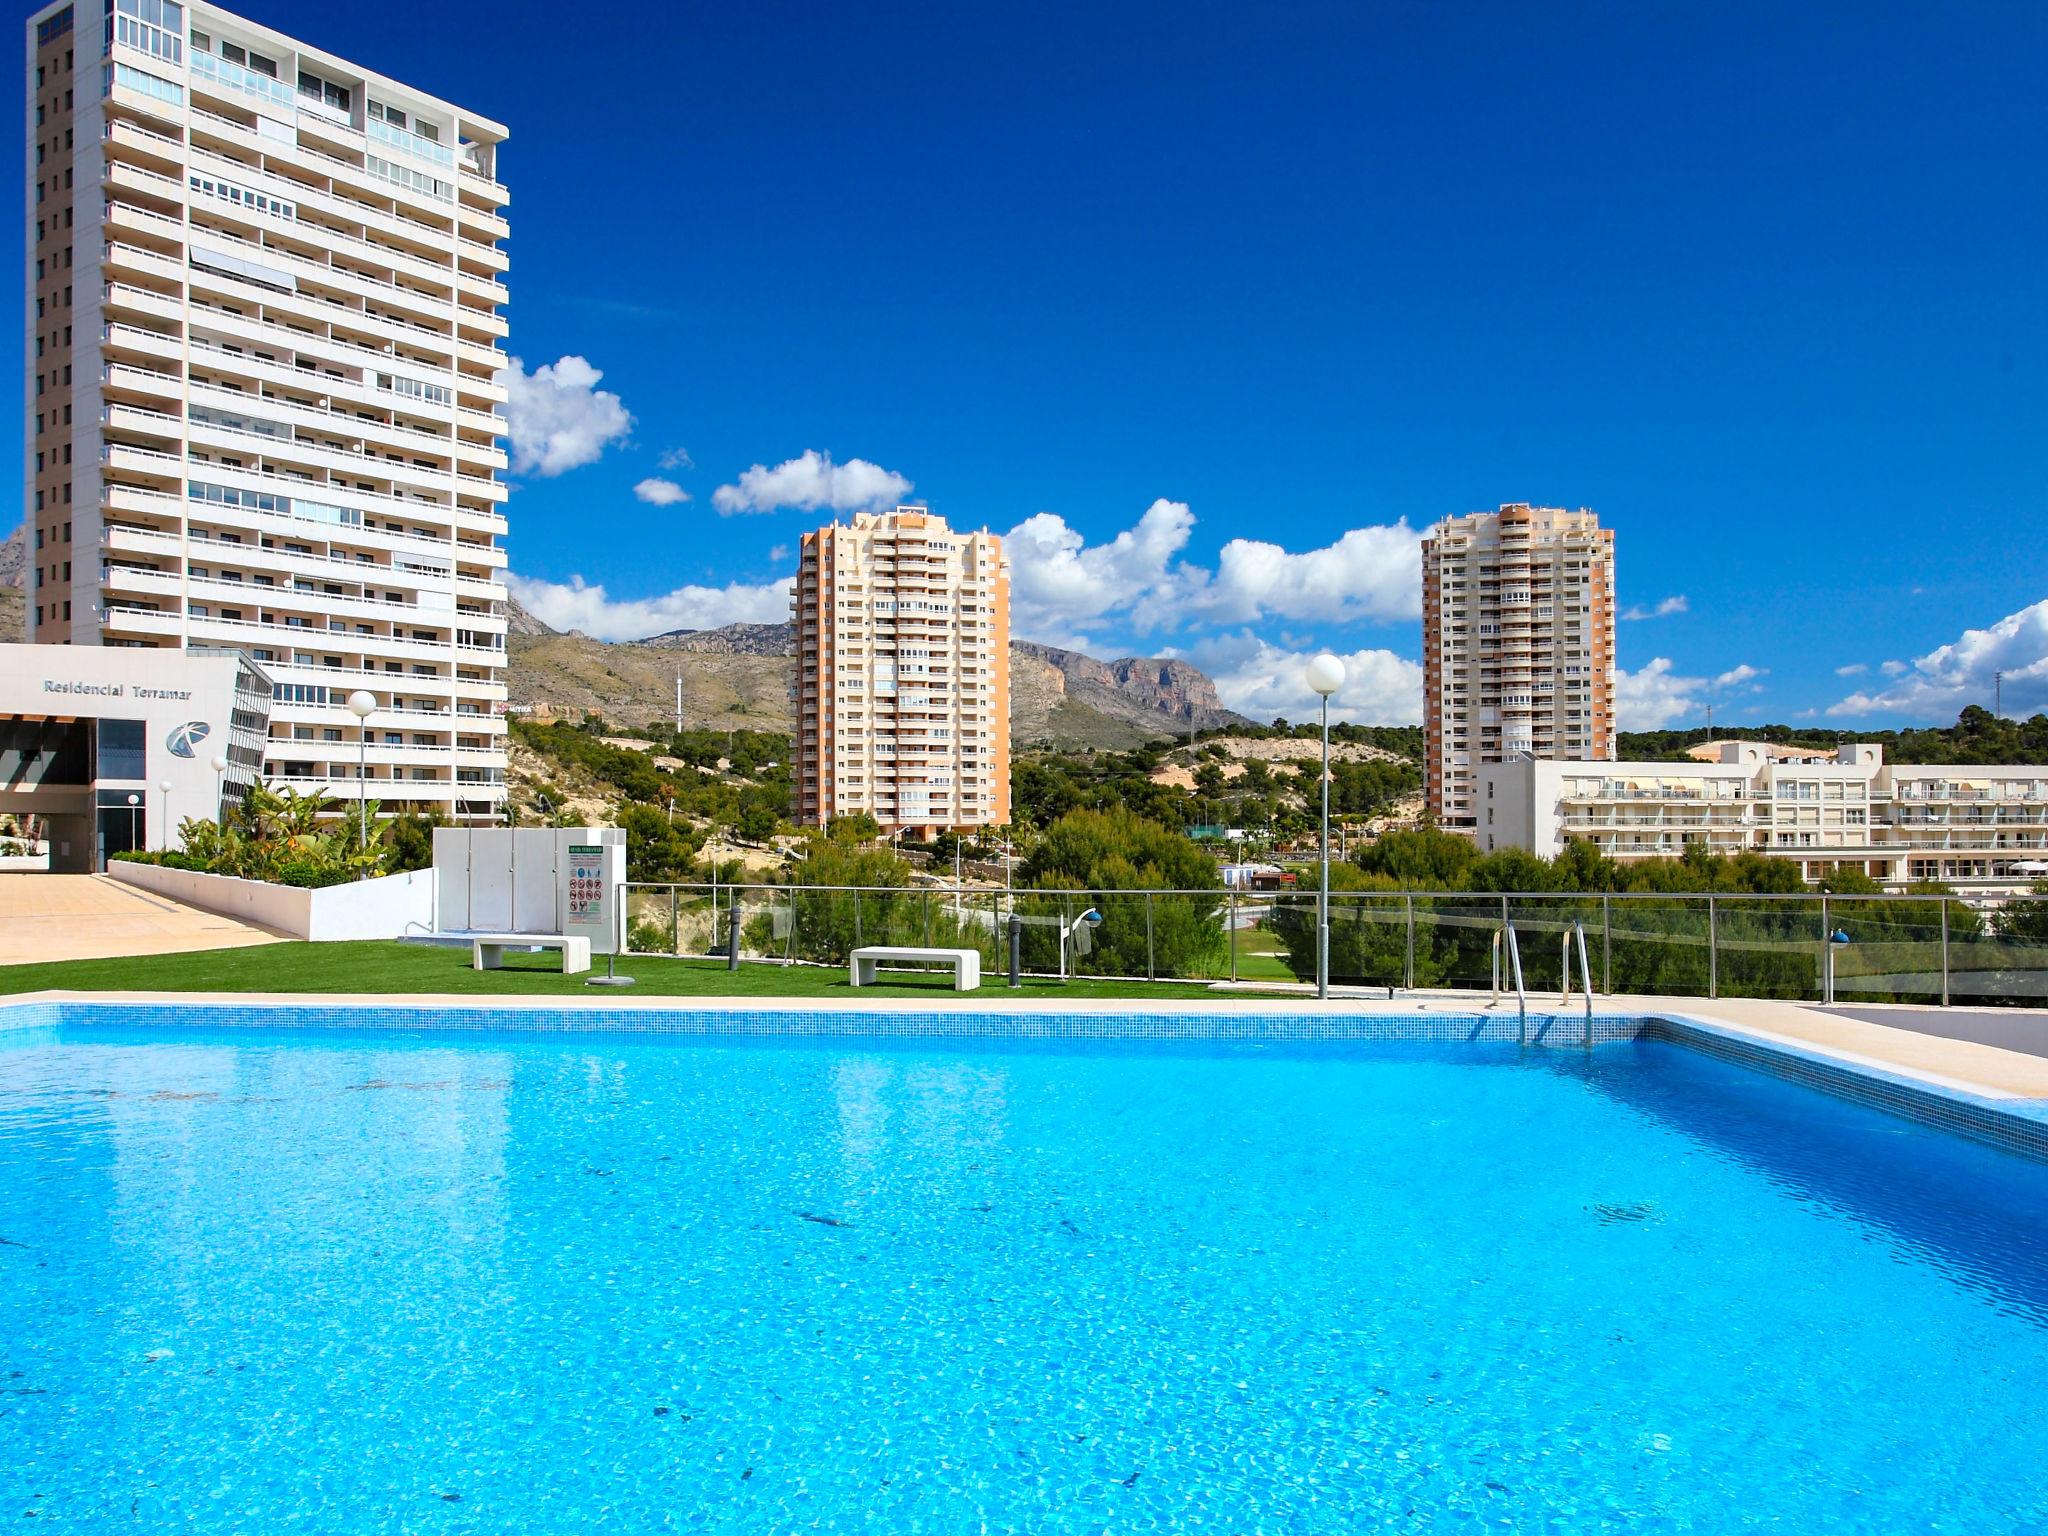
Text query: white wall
107 862 437 941
302 869 438 941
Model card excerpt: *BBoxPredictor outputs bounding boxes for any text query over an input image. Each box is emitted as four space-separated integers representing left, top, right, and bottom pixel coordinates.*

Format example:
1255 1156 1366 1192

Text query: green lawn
0 940 1255 1002
1229 927 1304 982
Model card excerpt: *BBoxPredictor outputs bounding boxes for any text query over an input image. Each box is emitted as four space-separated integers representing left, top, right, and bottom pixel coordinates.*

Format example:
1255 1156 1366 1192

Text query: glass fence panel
1711 897 1821 1001
623 885 678 955
736 886 795 963
1324 894 1411 989
1949 896 2048 1005
1599 898 1713 998
1414 899 1506 991
569 883 2048 1009
1825 895 1950 1004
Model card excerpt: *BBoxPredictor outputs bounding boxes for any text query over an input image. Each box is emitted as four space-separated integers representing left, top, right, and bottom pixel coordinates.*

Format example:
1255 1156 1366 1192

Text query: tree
1021 808 1223 978
1354 825 1481 887
621 803 698 883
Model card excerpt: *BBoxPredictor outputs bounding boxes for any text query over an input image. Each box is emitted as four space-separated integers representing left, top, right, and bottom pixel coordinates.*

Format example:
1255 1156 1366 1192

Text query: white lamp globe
1304 653 1346 698
346 689 378 720
157 779 171 794
210 754 228 774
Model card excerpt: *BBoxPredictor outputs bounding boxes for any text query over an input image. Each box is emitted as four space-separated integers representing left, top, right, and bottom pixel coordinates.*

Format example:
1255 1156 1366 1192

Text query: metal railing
614 883 2048 1007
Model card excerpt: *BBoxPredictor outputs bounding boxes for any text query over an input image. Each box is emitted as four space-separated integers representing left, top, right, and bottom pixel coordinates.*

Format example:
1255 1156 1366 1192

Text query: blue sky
11 1 2047 726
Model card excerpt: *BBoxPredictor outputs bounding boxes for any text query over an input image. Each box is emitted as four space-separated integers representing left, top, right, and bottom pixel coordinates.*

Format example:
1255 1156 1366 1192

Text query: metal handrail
1569 920 1595 1047
1503 921 1528 1043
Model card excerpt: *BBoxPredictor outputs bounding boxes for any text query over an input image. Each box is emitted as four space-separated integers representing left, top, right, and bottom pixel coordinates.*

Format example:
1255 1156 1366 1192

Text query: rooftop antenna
1996 670 2005 717
675 674 683 738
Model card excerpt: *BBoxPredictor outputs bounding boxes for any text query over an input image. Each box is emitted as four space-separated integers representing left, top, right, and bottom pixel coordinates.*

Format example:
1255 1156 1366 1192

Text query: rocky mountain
1011 641 1247 747
504 592 555 638
0 524 22 639
640 622 796 656
505 610 1247 750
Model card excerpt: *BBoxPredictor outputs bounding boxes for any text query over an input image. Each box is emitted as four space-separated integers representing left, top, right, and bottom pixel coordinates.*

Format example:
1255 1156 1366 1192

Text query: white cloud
506 571 790 642
1828 598 2048 720
1001 500 1421 644
658 448 695 471
1619 594 1689 621
1189 635 1425 725
1834 663 1868 677
711 450 912 516
768 544 791 563
1203 524 1423 627
1616 658 1768 731
499 356 634 477
633 477 691 506
1005 498 1200 644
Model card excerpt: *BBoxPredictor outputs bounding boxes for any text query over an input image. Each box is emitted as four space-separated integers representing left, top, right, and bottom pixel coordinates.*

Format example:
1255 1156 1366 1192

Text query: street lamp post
157 778 173 852
346 689 378 875
1303 654 1347 1000
124 792 140 863
210 754 229 828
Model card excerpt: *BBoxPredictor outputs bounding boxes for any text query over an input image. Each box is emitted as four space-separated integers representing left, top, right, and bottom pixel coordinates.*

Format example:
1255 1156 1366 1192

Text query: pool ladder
1490 922 1528 1042
1561 920 1595 1049
1494 921 1597 1049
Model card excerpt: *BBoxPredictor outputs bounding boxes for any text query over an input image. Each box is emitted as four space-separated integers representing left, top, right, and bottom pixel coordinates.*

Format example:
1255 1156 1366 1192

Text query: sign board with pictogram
558 830 626 954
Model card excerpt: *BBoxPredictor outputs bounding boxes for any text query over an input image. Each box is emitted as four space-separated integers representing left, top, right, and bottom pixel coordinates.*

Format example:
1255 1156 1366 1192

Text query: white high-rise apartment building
1422 504 1616 831
792 508 1011 834
24 0 512 822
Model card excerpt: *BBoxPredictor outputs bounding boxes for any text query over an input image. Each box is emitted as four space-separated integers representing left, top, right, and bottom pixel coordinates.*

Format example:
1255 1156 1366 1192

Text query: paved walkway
0 875 283 966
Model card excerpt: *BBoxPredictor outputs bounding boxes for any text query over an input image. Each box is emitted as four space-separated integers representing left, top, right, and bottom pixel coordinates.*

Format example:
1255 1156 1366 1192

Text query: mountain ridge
503 600 1249 747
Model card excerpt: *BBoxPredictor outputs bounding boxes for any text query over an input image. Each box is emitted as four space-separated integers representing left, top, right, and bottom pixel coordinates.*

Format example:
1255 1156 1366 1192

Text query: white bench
472 934 592 975
849 945 981 991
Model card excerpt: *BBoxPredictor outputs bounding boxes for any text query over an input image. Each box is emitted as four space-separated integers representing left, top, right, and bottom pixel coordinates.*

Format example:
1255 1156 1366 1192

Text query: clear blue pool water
3 1024 2046 1533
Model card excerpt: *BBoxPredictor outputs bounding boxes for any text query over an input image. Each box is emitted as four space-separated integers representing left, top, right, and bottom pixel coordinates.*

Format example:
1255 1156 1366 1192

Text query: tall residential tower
791 508 1010 835
1422 503 1615 830
24 0 512 822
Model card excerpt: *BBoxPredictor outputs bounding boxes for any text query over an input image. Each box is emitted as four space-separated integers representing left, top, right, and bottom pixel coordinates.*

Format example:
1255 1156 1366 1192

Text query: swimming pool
3 1008 2045 1531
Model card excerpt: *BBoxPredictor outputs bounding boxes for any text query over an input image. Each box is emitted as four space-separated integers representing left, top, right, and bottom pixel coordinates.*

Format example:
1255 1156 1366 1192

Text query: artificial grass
0 940 1257 1002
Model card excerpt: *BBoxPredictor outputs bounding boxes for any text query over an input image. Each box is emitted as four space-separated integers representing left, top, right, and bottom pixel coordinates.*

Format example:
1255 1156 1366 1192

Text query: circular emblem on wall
167 721 213 759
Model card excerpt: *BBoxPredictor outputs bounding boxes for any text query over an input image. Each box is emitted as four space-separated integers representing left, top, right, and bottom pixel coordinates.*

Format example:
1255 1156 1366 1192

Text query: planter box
108 862 437 941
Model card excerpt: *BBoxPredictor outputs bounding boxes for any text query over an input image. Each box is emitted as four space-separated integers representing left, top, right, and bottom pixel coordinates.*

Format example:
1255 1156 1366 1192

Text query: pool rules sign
559 830 626 955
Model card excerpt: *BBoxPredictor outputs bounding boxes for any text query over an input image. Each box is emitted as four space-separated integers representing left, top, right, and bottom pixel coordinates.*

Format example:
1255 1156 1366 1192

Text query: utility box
433 826 625 944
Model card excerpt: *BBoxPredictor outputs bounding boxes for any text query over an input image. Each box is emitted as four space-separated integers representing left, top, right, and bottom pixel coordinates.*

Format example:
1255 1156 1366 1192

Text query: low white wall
107 862 436 941
304 868 437 941
110 860 311 934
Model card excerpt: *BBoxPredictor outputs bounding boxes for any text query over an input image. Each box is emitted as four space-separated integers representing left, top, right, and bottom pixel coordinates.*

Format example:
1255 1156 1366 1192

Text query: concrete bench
472 934 592 975
850 945 981 991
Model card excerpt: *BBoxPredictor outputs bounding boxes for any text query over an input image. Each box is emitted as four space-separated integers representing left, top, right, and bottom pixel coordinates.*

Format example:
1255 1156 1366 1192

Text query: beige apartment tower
1422 503 1615 830
23 0 512 822
792 508 1011 834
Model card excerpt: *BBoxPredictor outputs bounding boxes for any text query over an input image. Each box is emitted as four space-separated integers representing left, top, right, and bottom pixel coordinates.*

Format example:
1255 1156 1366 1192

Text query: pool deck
7 983 2048 1109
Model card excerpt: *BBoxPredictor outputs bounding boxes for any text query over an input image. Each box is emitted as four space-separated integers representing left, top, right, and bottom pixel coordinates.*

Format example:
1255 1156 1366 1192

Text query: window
98 718 146 780
110 0 182 65
297 70 351 114
189 173 295 221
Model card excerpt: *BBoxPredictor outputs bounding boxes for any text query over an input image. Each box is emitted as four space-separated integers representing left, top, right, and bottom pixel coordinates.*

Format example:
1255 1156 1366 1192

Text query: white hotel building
1480 742 2048 895
23 0 511 822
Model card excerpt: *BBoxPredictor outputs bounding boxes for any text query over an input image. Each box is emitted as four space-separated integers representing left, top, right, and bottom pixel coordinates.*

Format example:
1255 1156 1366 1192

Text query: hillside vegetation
1618 707 2048 764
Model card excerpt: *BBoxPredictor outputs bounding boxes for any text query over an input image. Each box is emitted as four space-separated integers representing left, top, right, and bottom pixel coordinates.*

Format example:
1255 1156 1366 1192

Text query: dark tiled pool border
3 997 2044 1163
1640 1016 2048 1163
